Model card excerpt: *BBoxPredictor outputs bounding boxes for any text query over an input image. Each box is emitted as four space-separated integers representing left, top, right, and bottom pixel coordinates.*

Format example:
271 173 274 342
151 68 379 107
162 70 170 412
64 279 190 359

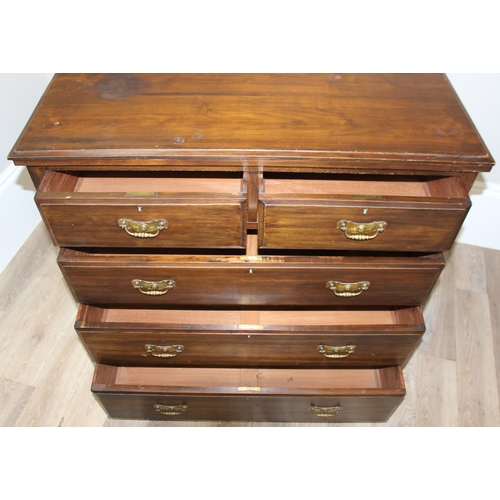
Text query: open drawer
259 174 471 252
35 170 246 248
76 305 424 367
92 364 406 422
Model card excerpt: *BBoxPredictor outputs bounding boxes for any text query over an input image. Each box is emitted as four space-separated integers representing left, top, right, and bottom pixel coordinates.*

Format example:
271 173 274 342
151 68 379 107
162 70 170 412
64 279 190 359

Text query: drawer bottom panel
92 364 405 423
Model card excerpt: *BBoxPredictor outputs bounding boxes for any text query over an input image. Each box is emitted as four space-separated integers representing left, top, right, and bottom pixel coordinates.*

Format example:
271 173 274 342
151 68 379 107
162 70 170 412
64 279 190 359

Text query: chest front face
9 73 494 424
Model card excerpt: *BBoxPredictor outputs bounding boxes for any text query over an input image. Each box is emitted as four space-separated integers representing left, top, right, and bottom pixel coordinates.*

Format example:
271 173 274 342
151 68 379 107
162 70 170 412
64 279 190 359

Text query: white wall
0 74 53 274
0 73 499 274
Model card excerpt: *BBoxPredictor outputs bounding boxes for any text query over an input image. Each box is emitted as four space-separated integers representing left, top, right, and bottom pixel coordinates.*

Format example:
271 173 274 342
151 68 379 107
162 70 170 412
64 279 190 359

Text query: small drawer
76 305 424 367
259 174 470 252
58 247 444 307
92 364 406 422
35 170 246 248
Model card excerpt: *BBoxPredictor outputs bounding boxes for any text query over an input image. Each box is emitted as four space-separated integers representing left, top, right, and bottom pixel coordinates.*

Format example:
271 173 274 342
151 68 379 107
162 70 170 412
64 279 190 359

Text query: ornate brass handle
132 279 176 296
118 218 168 238
326 280 370 297
318 344 356 359
337 220 387 240
309 405 343 417
145 344 185 358
154 404 188 416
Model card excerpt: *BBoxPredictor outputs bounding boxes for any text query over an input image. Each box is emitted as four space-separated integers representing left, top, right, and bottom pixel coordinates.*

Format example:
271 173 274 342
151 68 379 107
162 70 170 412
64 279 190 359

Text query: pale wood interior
264 178 431 197
75 176 242 194
104 309 242 325
114 366 384 389
103 307 397 327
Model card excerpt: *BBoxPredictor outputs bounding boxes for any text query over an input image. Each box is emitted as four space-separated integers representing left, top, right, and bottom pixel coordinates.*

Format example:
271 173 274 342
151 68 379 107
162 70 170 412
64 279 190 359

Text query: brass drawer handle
118 218 168 238
154 404 188 416
132 279 176 296
326 280 370 297
145 344 185 358
309 405 343 417
337 220 387 240
318 344 356 359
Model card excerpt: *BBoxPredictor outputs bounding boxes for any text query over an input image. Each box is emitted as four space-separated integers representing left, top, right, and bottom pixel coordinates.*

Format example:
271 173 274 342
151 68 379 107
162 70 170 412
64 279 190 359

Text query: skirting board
1 166 499 275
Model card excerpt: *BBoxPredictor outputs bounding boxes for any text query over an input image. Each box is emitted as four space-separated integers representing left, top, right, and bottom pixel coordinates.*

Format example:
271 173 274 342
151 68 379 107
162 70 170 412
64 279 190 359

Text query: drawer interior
262 173 467 199
78 304 423 332
39 170 244 195
94 364 405 394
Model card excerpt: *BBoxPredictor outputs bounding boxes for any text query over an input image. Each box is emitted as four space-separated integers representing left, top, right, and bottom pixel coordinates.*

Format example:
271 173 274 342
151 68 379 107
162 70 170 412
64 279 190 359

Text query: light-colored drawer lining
103 308 397 327
75 176 242 194
114 366 383 389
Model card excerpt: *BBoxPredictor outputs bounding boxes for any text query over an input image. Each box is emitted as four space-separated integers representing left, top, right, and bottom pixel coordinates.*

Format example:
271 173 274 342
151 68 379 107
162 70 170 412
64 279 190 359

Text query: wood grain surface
1 223 499 426
8 74 494 170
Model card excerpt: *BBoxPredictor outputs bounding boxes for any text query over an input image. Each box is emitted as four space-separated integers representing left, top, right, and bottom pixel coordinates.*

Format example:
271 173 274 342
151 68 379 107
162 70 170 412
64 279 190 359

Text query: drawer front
80 331 422 368
77 306 424 367
92 364 405 423
260 201 469 252
59 251 444 307
37 200 246 248
35 170 246 248
259 175 470 252
96 393 403 423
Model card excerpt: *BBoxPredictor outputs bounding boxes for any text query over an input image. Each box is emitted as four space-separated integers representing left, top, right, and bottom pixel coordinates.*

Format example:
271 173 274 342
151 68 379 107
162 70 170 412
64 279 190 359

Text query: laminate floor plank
1 226 499 427
0 377 35 427
420 251 457 362
14 334 93 427
454 289 500 426
484 247 500 407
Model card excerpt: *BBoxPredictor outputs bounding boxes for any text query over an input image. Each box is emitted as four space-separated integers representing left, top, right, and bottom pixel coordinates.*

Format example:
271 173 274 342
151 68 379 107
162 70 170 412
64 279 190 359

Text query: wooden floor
1 223 499 427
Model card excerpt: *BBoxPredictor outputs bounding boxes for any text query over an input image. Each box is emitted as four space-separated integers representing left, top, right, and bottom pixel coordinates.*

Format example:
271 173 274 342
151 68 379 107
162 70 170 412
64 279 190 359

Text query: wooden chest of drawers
9 73 494 423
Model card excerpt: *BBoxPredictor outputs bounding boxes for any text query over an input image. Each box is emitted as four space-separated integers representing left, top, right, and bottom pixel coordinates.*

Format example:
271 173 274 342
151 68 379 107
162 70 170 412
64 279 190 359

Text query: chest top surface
9 73 494 172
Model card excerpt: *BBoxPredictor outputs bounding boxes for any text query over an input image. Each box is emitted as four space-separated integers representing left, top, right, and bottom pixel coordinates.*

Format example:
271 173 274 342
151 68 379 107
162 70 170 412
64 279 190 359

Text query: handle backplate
132 279 176 296
326 280 370 297
337 220 387 240
154 404 188 416
118 218 168 238
318 344 356 359
308 405 343 417
145 344 185 358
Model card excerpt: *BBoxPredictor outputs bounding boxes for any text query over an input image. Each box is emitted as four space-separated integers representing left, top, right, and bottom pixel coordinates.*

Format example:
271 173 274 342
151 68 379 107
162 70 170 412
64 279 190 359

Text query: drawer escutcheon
132 279 176 296
326 280 370 298
118 218 168 238
336 220 387 240
318 344 357 359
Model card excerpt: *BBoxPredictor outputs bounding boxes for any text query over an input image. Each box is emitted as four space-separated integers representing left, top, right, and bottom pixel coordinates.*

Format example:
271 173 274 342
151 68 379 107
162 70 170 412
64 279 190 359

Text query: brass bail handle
318 344 356 359
145 344 185 358
308 406 343 417
337 220 387 240
154 404 188 416
326 280 370 297
118 218 168 238
132 279 176 296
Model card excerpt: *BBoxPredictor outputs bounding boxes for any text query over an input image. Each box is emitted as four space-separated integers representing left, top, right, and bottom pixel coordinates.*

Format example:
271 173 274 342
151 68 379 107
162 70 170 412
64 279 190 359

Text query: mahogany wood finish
76 305 424 367
92 364 405 422
9 74 494 423
58 249 444 307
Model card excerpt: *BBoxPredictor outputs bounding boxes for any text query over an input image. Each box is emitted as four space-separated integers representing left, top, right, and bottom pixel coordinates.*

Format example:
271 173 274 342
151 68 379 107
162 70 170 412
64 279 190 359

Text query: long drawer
92 364 405 422
59 249 444 307
259 174 470 252
76 305 424 367
35 170 246 248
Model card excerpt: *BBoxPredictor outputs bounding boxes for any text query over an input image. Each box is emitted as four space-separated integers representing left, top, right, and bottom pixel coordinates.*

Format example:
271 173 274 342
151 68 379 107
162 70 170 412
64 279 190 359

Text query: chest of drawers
9 73 494 423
